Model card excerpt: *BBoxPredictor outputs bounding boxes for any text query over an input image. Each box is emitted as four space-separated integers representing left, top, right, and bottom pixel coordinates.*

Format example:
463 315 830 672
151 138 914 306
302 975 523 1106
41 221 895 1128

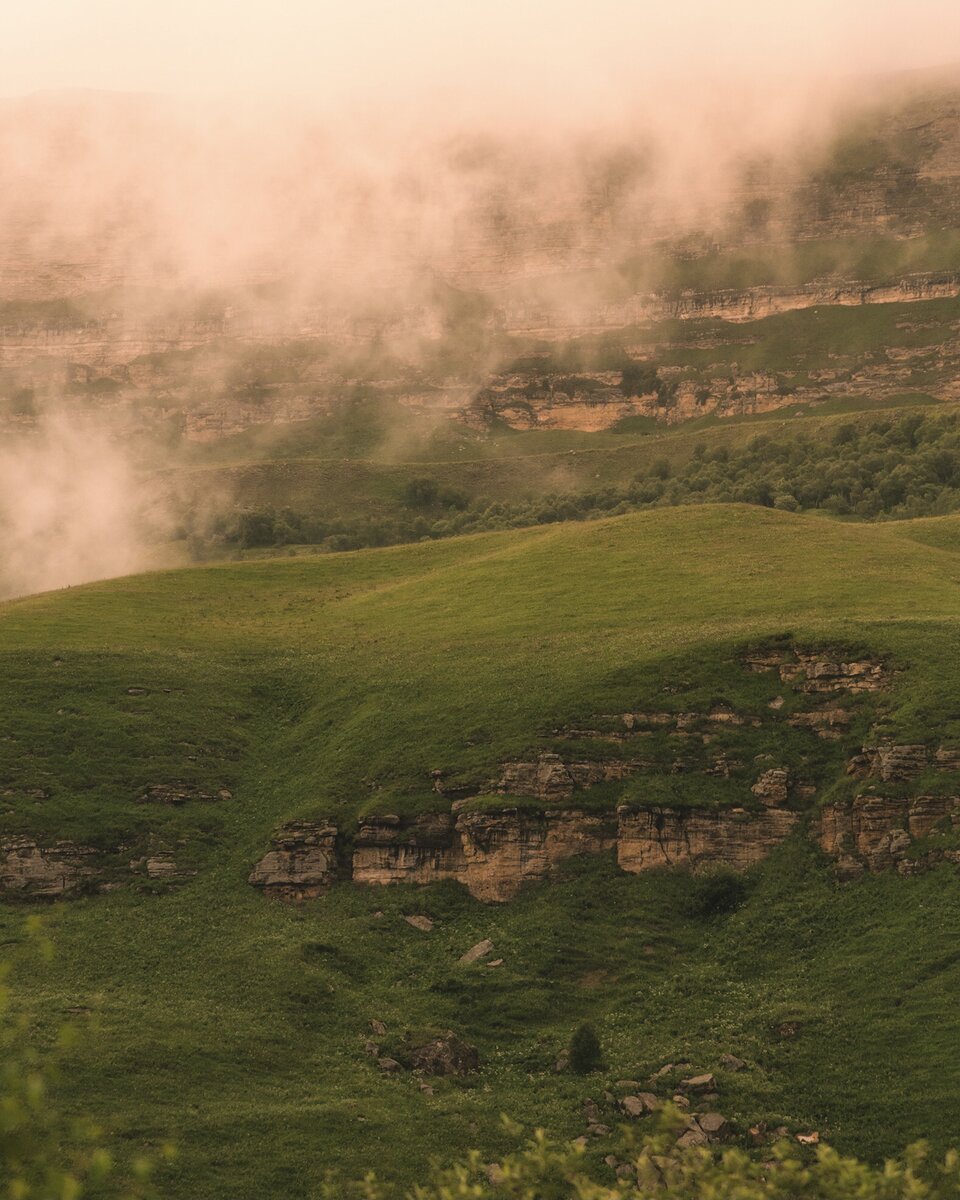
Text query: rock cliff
253 803 798 904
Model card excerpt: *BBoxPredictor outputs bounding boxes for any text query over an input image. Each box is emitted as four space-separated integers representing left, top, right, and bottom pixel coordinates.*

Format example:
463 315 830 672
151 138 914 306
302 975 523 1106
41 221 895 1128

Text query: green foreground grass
3 506 960 1195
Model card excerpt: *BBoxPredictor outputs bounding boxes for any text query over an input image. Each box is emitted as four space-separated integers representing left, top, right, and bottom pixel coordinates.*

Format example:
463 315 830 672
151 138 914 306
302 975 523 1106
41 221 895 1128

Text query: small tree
568 1023 603 1074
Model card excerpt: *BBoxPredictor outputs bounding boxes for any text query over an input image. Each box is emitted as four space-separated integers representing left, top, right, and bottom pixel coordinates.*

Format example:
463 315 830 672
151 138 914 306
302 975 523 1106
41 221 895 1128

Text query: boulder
697 1112 731 1142
459 938 494 965
620 1093 659 1118
719 1054 746 1072
751 769 790 807
376 1057 401 1073
403 915 434 932
409 1033 479 1076
678 1073 716 1094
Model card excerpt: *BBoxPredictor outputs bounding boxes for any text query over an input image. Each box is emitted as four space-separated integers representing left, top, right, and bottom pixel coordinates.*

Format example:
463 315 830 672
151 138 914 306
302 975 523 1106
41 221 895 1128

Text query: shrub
568 1022 603 1074
351 1113 960 1199
403 477 440 507
681 869 748 918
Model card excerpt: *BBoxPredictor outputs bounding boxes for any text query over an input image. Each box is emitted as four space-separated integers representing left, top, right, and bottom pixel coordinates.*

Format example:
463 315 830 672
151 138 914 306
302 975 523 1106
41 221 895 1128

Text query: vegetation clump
568 1023 604 1074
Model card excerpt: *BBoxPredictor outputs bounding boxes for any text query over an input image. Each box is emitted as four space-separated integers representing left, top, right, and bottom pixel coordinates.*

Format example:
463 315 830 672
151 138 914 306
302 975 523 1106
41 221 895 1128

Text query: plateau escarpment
248 647 931 904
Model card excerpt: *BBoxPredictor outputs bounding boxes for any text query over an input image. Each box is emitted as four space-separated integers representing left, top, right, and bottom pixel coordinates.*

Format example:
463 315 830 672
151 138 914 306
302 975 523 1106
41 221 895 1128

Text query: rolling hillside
3 506 960 1195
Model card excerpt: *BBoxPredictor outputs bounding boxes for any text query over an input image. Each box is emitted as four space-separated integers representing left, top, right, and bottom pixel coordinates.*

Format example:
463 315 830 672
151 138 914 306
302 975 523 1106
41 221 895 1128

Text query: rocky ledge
251 803 799 904
0 837 98 899
817 793 960 877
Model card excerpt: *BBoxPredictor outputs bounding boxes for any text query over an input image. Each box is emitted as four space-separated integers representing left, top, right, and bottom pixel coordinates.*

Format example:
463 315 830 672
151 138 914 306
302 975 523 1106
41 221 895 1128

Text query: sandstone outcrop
496 753 641 801
343 802 798 902
846 741 960 782
817 793 960 876
745 651 888 693
248 821 339 900
353 809 618 903
617 806 798 873
0 838 97 898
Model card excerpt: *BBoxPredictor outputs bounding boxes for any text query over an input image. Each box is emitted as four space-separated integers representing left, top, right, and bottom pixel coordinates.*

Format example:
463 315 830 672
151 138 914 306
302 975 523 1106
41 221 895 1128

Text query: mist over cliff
0 1 958 597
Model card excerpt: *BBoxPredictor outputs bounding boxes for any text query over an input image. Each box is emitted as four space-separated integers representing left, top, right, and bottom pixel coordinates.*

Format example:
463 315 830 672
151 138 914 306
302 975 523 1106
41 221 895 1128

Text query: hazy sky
1 0 958 106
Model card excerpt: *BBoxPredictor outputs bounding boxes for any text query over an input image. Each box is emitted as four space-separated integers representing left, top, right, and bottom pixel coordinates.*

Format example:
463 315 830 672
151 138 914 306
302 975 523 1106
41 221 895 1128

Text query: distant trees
197 412 960 558
620 362 678 406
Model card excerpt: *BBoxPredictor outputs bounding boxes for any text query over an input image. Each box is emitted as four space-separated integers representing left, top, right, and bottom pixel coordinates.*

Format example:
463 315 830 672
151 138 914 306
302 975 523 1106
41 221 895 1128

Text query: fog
0 415 166 599
0 1 957 597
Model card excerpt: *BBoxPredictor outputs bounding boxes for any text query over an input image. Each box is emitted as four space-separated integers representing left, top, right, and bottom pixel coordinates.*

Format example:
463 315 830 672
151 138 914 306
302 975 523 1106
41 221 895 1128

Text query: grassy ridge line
3 506 960 830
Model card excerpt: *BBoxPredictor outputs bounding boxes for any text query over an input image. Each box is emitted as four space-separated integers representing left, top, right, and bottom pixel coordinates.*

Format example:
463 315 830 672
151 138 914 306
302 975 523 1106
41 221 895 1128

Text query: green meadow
3 505 960 1195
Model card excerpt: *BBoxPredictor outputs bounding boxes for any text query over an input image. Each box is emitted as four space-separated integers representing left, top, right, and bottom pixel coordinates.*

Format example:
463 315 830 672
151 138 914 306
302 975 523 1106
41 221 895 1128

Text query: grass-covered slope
3 506 960 1196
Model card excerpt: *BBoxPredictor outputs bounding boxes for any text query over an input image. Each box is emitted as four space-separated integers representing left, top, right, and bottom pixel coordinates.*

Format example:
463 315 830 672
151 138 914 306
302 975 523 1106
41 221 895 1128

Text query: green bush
351 1114 960 1199
682 870 749 918
568 1023 603 1074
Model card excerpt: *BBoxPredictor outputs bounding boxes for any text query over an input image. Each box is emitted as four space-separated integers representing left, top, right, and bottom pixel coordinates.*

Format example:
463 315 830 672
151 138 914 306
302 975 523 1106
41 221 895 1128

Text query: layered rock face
817 736 960 875
255 803 799 904
617 806 798 874
817 793 960 877
352 809 619 903
0 838 97 898
247 821 339 901
250 649 892 903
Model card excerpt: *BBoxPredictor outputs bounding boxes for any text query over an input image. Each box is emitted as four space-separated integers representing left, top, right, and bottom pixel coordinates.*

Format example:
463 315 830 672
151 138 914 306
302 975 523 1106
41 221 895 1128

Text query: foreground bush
344 1113 960 1199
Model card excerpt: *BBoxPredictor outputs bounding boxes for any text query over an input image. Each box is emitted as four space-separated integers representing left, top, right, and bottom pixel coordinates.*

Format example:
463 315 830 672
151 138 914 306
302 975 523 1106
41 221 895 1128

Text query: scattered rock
678 1073 716 1094
720 1054 747 1072
796 1131 820 1146
572 1137 588 1150
672 1094 690 1108
459 938 494 965
484 1164 504 1185
554 1056 569 1072
777 1021 801 1039
616 1164 636 1180
697 1112 731 1142
409 1032 479 1076
369 1019 387 1036
376 1057 401 1073
419 1082 434 1096
364 1041 379 1057
486 958 504 968
620 1093 659 1118
587 1124 611 1138
676 1125 708 1148
603 1154 618 1168
615 1079 643 1090
403 915 434 932
583 1099 601 1123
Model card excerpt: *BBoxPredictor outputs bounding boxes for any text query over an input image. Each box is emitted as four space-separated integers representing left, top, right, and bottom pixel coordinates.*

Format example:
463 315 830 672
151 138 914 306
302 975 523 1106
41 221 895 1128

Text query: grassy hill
3 506 960 1195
